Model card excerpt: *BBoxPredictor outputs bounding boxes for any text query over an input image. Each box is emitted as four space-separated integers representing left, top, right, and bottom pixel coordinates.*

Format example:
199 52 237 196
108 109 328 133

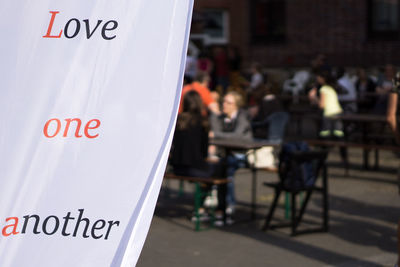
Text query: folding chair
262 150 329 236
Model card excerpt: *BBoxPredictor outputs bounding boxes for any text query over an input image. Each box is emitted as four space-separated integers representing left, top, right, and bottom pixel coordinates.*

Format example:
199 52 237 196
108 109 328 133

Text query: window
191 9 229 45
368 0 400 40
251 0 286 43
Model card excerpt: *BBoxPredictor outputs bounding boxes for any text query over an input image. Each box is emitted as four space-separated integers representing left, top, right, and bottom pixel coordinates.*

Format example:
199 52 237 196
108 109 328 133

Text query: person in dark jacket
170 91 224 222
171 90 213 177
355 68 376 112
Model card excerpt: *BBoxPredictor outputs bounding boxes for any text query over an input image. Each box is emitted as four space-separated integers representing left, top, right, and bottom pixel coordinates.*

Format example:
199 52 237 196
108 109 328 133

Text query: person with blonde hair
211 91 251 140
210 91 253 224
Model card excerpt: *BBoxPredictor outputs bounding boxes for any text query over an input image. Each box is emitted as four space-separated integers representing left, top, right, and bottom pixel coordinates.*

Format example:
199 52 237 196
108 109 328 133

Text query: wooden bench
164 173 229 185
163 173 229 231
257 166 278 173
306 139 400 170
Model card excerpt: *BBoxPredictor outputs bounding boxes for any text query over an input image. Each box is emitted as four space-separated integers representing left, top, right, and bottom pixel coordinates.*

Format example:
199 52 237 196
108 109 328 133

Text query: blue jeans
267 112 289 143
226 153 247 207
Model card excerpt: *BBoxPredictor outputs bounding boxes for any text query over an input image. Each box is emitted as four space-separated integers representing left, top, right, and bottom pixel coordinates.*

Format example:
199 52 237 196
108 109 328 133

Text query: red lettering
44 118 100 138
64 118 82 138
85 119 100 138
44 118 61 138
43 11 62 38
2 217 19 236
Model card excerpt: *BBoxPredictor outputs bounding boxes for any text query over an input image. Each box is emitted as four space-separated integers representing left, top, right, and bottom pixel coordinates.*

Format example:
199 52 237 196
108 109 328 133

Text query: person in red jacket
180 73 220 115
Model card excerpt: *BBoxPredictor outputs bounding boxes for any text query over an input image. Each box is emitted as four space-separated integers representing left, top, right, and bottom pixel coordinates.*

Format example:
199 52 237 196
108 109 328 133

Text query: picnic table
332 113 393 169
210 138 279 220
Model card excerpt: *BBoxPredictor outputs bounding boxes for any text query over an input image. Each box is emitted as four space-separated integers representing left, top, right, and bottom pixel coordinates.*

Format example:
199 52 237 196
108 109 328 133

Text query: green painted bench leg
285 192 304 220
178 180 184 197
285 192 290 219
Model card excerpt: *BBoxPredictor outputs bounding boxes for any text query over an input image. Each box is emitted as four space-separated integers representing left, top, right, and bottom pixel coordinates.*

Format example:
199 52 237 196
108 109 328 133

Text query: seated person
373 64 396 115
180 73 220 115
210 91 253 141
355 68 376 112
170 91 224 220
247 63 264 92
210 91 253 221
337 67 357 114
251 87 288 143
245 63 265 106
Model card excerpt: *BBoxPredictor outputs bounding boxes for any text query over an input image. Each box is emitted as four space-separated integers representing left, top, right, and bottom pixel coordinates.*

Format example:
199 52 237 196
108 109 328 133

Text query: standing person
309 70 344 138
210 91 253 223
308 70 347 166
387 72 400 267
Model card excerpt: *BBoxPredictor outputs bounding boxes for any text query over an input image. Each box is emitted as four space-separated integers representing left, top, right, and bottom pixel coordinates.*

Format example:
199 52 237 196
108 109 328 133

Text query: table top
210 138 279 150
333 113 387 122
277 95 310 101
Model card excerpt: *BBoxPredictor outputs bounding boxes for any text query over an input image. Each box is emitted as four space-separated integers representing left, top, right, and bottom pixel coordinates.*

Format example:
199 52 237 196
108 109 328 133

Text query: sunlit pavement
138 148 399 267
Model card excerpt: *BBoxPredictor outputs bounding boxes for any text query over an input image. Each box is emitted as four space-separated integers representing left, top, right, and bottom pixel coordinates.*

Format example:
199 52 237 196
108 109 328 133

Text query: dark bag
279 142 315 190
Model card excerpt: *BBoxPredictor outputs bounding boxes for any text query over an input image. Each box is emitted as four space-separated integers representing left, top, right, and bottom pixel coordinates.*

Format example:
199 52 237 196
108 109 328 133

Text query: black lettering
42 215 60 235
18 210 119 239
21 215 41 234
104 220 120 240
73 209 90 238
62 212 75 236
101 20 118 40
83 19 103 39
91 219 106 239
64 18 81 39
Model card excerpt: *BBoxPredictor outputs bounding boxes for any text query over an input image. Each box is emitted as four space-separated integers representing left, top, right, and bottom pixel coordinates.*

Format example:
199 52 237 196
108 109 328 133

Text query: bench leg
285 192 290 219
291 192 297 236
363 149 370 169
178 180 184 197
194 183 202 231
374 149 379 170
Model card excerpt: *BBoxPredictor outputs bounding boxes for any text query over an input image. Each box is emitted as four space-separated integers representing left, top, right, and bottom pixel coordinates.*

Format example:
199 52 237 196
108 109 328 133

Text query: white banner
0 1 193 266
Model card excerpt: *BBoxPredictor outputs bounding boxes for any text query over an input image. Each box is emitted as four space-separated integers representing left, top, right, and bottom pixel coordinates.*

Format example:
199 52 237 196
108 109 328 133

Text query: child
308 70 347 168
309 70 344 139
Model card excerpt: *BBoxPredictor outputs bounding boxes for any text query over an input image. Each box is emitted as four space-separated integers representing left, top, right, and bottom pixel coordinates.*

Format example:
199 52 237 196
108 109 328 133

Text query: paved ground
137 148 399 267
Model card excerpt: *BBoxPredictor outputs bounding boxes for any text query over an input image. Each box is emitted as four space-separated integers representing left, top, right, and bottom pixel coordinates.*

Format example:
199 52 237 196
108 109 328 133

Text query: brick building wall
194 0 400 68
